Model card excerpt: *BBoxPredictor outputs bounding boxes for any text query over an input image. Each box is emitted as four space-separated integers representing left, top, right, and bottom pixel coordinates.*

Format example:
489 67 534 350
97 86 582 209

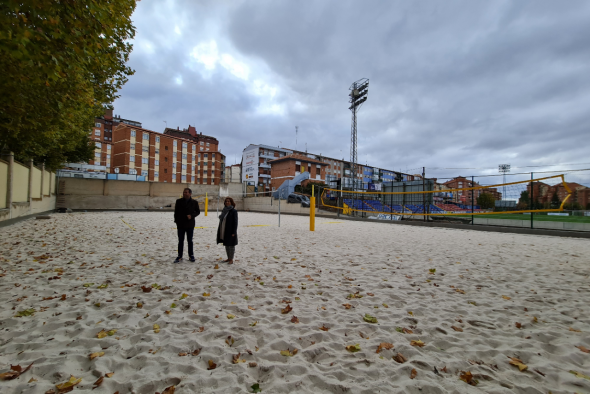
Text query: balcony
260 153 276 159
259 174 271 178
260 162 271 168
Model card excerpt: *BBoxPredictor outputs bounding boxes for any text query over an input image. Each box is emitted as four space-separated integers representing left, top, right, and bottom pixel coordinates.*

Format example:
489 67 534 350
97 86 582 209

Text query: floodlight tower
498 164 510 200
349 78 369 191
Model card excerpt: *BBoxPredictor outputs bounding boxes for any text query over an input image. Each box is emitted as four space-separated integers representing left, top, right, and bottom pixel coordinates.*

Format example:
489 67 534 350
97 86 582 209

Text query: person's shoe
189 256 196 262
174 257 182 264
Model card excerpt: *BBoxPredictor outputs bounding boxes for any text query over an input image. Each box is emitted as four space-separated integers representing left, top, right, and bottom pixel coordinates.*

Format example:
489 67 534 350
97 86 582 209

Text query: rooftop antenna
163 120 167 129
305 142 307 153
295 126 298 147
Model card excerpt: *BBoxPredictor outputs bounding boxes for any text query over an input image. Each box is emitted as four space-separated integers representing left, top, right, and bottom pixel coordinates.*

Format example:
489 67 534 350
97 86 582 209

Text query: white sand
0 211 589 394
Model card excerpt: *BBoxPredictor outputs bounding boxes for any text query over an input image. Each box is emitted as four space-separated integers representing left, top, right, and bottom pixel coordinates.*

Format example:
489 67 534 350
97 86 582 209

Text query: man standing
174 188 200 263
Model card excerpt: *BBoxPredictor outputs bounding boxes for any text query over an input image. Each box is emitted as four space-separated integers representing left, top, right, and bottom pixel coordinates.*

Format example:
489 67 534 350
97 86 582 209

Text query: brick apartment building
443 176 502 205
111 123 225 184
528 181 590 208
268 153 328 190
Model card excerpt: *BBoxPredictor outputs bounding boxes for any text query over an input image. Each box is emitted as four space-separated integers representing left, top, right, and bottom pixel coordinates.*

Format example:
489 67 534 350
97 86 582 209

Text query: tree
518 190 530 210
550 191 561 209
0 1 136 170
477 193 495 209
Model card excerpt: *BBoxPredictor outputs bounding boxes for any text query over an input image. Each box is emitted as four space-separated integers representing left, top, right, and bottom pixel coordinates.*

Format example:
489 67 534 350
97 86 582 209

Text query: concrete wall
242 196 337 216
474 217 590 232
0 160 7 209
0 155 57 223
13 162 29 202
60 178 245 211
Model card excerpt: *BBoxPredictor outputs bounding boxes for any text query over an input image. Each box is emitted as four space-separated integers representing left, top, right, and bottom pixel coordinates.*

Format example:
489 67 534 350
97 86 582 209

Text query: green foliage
518 190 530 209
476 192 495 209
0 0 136 170
550 191 561 209
294 181 324 196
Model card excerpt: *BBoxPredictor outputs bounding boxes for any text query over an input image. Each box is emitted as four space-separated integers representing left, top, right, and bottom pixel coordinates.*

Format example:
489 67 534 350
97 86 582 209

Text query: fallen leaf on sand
227 314 235 319
14 308 36 317
178 352 187 356
207 274 213 280
576 345 589 353
459 371 477 386
28 377 37 383
249 321 258 326
89 352 104 360
402 327 413 334
97 329 108 339
319 325 330 331
55 376 82 391
366 293 375 296
191 349 202 356
141 286 152 293
502 295 511 300
162 385 176 394
508 357 528 371
105 372 114 378
347 292 363 299
0 362 34 380
410 340 425 347
179 293 188 300
345 344 361 353
376 342 394 353
153 324 160 333
249 362 258 368
251 383 262 392
363 313 377 323
280 348 298 357
93 376 104 388
203 292 210 297
291 316 299 323
393 353 407 363
248 305 256 310
342 303 352 309
214 264 219 269
532 316 538 323
232 353 246 364
281 304 292 314
407 311 413 316
198 327 204 332
207 360 217 370
382 303 388 308
288 285 292 288
137 302 143 308
569 370 590 380
570 327 581 332
410 368 417 379
451 326 463 332
515 322 522 329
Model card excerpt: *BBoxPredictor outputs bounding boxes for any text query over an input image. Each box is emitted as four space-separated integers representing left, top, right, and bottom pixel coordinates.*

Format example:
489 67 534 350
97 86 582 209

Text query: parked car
287 193 310 207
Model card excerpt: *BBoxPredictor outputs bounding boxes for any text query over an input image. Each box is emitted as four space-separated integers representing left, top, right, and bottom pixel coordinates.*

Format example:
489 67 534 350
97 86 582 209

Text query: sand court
0 211 589 393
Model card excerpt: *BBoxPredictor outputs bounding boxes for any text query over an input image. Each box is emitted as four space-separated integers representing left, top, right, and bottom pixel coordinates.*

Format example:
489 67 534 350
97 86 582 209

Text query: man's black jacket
174 198 200 229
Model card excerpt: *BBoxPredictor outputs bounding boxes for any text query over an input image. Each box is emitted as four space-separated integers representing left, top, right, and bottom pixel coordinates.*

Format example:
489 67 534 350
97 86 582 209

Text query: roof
268 153 328 166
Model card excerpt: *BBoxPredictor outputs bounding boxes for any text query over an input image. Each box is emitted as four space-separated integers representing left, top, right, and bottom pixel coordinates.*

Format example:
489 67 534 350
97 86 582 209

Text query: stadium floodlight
498 164 510 200
349 78 369 196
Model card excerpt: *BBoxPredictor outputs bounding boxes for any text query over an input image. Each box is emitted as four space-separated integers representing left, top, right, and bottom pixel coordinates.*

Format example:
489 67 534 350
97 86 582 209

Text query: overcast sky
114 0 590 185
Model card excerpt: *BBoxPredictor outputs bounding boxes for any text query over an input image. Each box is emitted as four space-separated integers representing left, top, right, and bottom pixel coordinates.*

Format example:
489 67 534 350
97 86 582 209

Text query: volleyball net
319 174 572 217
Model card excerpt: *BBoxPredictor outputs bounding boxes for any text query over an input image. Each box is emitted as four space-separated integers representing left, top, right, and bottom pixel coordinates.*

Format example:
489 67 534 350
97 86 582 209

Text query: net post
422 167 426 222
310 185 315 231
471 176 474 225
531 172 534 229
205 192 208 216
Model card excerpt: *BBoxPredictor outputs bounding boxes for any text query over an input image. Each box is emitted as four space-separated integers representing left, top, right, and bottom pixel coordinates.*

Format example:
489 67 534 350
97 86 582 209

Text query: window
107 145 111 150
164 169 167 173
95 152 101 158
173 140 177 148
165 146 168 150
104 136 108 140
155 171 159 177
143 134 149 140
192 155 196 162
206 142 209 147
156 136 160 143
130 144 135 150
182 153 187 159
204 170 208 175
191 165 195 172
142 170 148 176
172 174 176 180
181 164 187 170
130 156 135 162
107 154 111 159
95 142 101 148
95 129 101 136
192 176 195 183
142 158 148 164
95 122 101 127
156 149 159 154
200 141 204 145
106 163 111 167
182 142 187 149
197 162 200 166
164 157 168 162
131 130 136 137
155 160 159 165
192 145 196 151
181 175 186 182
212 153 215 159
142 146 148 152
172 163 176 169
200 147 204 151
204 153 208 158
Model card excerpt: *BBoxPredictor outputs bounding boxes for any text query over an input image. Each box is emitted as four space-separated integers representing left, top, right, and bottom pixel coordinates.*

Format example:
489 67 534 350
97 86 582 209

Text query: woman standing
217 197 238 264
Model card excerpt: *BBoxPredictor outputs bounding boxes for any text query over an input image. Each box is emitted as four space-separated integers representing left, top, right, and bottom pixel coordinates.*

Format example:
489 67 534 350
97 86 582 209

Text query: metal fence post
471 176 474 225
531 172 534 229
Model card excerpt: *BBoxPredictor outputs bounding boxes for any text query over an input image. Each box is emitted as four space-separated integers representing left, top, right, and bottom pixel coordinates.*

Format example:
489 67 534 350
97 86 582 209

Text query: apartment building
443 176 502 205
225 164 242 183
241 144 292 191
112 123 225 185
268 153 328 190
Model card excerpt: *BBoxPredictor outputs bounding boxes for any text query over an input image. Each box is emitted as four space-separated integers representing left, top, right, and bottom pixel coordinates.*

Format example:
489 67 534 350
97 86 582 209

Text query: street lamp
498 164 510 201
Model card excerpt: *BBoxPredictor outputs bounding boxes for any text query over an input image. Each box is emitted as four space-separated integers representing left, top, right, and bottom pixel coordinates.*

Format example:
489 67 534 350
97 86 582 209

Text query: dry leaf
410 368 417 379
376 342 394 353
280 348 298 357
55 376 82 392
207 360 217 370
393 353 407 363
410 340 425 347
191 348 202 356
96 329 107 339
227 314 235 319
178 352 187 356
202 292 210 297
291 316 300 323
89 351 104 360
402 327 413 334
92 376 104 388
248 305 256 310
207 274 213 279
342 303 352 309
502 295 511 300
366 293 375 296
105 372 114 378
345 344 361 353
459 371 477 386
214 264 219 269
576 345 589 353
0 362 34 380
281 304 293 314
249 362 257 367
569 370 590 380
162 386 176 394
508 357 528 371
451 326 463 332
287 285 292 288
515 322 522 329
569 327 581 332
232 353 246 364
319 324 330 331
153 324 160 333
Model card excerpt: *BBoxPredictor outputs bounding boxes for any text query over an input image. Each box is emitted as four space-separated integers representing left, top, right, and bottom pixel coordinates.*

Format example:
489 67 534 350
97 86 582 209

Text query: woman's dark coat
217 209 238 246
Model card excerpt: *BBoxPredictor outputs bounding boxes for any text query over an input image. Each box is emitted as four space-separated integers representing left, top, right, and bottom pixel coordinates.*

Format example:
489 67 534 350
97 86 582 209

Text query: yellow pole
205 192 208 216
310 186 315 231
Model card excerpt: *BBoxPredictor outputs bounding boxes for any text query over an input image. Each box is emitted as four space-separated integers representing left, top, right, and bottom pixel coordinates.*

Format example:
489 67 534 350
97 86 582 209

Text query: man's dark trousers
177 228 194 258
